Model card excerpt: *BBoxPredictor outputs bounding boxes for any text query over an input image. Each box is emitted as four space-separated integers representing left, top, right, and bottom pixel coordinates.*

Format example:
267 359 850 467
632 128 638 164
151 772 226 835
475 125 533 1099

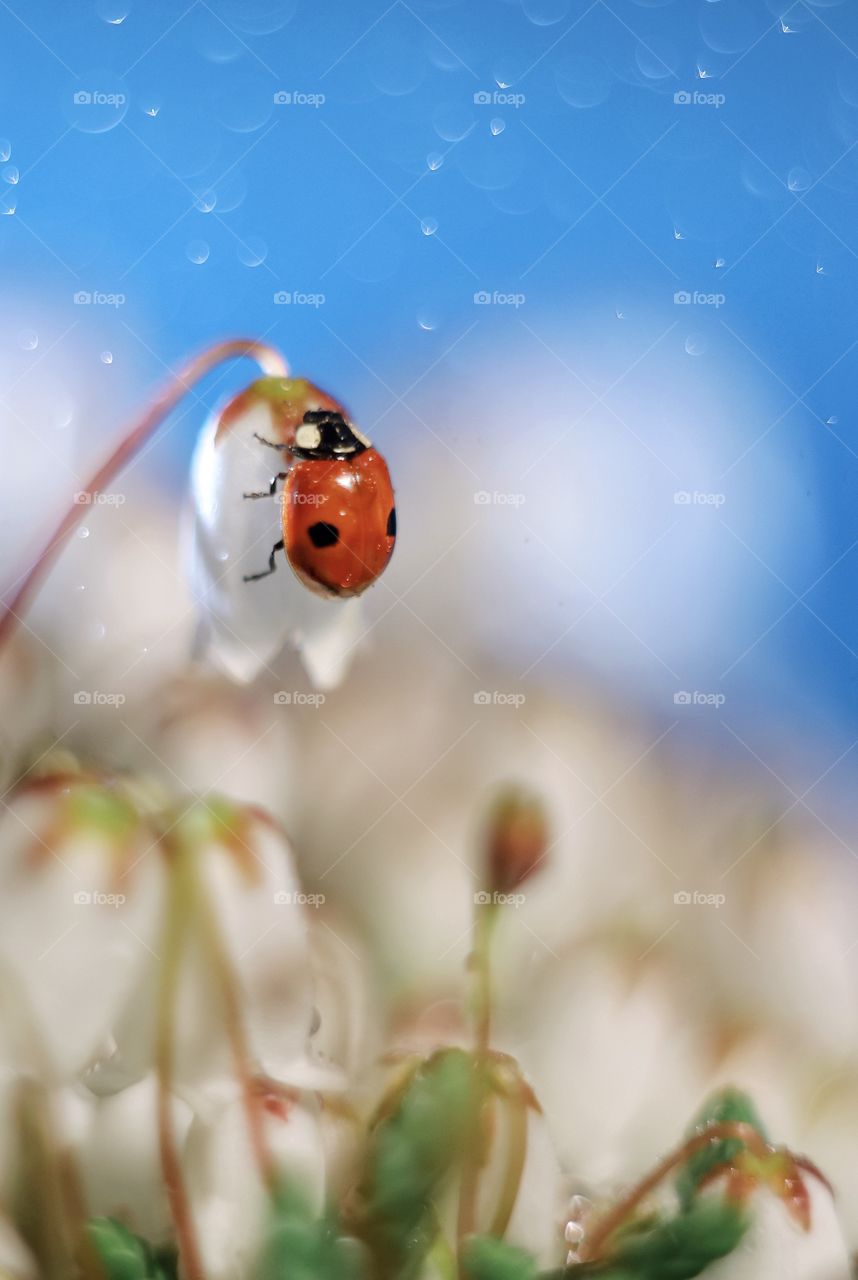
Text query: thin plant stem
156 840 206 1280
457 904 499 1261
193 863 276 1191
0 337 287 651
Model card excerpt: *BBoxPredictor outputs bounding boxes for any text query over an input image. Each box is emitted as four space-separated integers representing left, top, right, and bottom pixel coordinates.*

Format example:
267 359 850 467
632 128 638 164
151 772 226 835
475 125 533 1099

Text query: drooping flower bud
484 787 549 898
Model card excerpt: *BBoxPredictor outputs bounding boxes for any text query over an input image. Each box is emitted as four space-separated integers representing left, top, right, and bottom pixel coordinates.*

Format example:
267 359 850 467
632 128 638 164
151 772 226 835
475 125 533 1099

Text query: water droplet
78 526 90 539
417 309 439 331
216 549 230 562
97 0 131 23
0 139 10 162
522 0 570 26
237 236 267 267
714 257 725 268
194 190 216 213
684 334 706 356
186 239 210 264
3 165 19 185
490 117 506 136
100 351 113 364
18 330 38 351
427 151 444 171
787 166 811 192
433 103 474 143
420 217 438 236
90 621 107 641
555 54 612 108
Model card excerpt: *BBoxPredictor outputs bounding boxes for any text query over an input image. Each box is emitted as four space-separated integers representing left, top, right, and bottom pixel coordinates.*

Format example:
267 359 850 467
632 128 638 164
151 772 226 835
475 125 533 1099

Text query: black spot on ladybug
387 508 397 538
308 522 340 549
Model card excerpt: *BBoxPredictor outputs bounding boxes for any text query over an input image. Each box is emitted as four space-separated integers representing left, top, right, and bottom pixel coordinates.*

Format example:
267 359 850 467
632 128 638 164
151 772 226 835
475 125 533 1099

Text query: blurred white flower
512 944 706 1188
0 770 165 1080
702 1172 851 1280
111 796 322 1095
76 1073 193 1245
145 669 301 825
183 1083 326 1280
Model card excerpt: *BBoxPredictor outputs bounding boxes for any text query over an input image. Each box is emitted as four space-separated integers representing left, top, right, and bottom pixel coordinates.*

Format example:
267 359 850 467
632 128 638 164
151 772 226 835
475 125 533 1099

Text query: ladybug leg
253 432 288 451
243 472 287 499
242 539 285 583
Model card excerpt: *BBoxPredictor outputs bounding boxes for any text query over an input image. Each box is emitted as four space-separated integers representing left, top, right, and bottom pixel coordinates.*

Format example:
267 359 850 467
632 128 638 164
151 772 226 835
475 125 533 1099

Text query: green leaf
87 1219 177 1280
676 1088 767 1209
254 1188 366 1280
587 1199 747 1280
355 1048 475 1280
461 1236 537 1280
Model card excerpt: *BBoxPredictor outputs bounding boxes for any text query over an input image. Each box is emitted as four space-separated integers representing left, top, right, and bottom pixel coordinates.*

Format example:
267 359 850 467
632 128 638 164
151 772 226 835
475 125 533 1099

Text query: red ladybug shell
281 447 396 598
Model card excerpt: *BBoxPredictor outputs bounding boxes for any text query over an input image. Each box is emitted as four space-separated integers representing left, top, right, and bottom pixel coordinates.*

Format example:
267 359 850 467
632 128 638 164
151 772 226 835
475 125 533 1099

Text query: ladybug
243 409 396 598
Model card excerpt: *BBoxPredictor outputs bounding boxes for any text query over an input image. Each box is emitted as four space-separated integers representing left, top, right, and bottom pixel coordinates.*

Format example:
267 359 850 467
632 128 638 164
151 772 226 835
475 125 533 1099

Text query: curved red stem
0 337 287 651
579 1121 770 1263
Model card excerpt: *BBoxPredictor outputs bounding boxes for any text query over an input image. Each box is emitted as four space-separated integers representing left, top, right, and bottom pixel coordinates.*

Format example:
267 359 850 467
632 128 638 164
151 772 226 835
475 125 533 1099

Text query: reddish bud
484 787 549 897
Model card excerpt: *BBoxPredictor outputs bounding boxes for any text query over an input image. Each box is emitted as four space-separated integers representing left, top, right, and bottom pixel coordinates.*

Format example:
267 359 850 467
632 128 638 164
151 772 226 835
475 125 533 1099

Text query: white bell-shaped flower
0 770 165 1080
187 377 368 688
76 1073 193 1246
112 796 324 1095
182 1081 326 1280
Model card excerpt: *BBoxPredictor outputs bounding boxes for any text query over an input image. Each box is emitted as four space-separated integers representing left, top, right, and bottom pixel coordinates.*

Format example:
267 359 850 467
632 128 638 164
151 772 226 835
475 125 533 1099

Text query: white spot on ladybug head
295 423 322 450
350 424 372 449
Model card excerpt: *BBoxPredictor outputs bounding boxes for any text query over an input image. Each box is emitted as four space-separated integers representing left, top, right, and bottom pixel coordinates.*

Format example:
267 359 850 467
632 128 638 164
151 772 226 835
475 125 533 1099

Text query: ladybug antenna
0 338 288 652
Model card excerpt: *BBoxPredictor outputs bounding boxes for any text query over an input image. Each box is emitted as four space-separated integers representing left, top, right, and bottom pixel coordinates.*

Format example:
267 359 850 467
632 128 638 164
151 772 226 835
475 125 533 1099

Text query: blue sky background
3 0 858 803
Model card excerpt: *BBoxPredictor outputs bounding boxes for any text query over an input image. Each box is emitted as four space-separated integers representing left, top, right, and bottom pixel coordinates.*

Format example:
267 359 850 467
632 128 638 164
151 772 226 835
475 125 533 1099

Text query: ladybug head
291 410 371 461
